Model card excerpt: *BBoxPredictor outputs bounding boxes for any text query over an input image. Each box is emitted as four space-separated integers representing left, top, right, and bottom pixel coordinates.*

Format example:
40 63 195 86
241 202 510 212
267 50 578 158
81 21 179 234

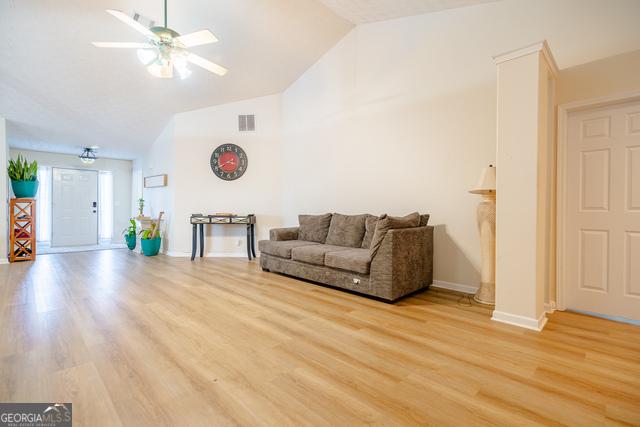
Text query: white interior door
565 100 640 321
52 168 98 247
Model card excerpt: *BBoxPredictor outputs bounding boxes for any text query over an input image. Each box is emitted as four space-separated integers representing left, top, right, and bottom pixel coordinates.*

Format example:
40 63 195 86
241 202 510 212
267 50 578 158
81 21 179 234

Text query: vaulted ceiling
0 0 353 158
318 0 498 24
0 0 501 159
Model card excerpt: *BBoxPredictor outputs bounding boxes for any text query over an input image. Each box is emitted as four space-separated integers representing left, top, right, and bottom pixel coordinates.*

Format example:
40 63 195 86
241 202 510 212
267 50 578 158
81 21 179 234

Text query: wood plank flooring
0 250 638 426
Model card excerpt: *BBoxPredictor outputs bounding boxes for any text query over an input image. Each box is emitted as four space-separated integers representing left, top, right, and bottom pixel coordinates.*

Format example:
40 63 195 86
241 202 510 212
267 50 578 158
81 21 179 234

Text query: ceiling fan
92 0 227 79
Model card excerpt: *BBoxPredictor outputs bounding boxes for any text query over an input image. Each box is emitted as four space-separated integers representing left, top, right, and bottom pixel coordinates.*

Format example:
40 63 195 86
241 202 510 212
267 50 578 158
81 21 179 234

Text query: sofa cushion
369 212 421 258
258 240 319 259
298 214 332 243
325 213 368 248
360 215 379 249
291 244 351 266
325 248 372 275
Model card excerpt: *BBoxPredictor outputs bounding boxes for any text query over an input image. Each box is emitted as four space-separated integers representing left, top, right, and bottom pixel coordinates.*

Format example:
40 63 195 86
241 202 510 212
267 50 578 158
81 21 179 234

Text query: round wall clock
210 144 248 181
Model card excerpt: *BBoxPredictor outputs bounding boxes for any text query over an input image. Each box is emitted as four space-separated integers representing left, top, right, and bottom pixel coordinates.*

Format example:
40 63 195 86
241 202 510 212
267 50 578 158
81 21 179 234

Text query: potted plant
8 155 39 198
140 212 163 256
122 218 137 250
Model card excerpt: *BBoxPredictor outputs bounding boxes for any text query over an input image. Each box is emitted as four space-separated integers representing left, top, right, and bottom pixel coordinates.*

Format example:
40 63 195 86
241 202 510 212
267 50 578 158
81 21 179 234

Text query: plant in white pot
8 155 39 198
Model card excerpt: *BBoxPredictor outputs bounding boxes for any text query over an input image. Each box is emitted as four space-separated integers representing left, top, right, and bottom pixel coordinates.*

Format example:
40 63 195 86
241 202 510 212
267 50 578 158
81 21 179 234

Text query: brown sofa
259 213 433 301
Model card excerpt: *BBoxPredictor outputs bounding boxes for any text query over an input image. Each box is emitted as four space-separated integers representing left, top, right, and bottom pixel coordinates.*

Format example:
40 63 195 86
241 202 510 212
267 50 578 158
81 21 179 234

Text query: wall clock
210 143 248 181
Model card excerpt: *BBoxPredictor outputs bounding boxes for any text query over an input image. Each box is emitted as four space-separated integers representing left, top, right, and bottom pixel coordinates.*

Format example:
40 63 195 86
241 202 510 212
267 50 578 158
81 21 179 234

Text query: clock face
210 144 248 181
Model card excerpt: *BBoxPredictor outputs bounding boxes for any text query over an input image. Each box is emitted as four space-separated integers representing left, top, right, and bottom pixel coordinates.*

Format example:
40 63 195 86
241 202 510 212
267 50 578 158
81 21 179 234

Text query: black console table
190 214 256 261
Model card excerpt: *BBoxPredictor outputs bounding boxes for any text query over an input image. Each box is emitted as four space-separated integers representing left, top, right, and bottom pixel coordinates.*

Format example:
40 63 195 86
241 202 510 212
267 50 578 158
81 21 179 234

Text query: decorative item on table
214 212 234 217
8 155 39 198
138 198 145 216
140 212 164 256
469 164 496 305
122 218 137 250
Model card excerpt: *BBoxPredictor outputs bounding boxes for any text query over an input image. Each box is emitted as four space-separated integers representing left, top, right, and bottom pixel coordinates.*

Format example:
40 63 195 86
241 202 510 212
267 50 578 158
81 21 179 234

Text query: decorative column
470 165 496 305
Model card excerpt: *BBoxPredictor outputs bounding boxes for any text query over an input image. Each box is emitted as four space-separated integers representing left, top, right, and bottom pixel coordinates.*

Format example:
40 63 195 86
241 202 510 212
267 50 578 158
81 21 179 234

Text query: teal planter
11 180 39 198
125 234 136 250
141 237 161 256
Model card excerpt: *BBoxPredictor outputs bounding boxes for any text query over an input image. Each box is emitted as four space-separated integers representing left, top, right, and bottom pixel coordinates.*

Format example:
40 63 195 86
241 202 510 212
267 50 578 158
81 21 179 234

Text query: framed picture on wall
144 174 168 188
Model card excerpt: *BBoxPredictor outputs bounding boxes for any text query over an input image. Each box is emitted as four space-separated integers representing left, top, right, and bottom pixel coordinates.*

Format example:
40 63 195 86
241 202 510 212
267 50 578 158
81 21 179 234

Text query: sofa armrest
370 226 433 300
269 227 300 241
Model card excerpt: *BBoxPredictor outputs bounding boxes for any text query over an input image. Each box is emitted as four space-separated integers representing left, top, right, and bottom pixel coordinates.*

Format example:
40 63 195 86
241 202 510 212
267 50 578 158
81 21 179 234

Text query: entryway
52 168 99 247
559 95 640 322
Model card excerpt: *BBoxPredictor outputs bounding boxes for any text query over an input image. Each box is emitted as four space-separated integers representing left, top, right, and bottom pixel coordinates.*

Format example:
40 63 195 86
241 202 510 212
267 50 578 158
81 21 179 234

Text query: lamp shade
469 165 496 194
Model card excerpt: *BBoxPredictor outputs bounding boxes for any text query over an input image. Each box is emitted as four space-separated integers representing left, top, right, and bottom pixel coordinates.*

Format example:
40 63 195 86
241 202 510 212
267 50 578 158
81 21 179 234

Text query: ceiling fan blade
187 53 228 76
174 30 218 47
92 42 151 48
106 9 158 40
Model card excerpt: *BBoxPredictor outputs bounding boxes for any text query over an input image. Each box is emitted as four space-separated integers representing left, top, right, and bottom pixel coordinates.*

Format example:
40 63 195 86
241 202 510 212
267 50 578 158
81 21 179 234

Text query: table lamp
469 165 496 305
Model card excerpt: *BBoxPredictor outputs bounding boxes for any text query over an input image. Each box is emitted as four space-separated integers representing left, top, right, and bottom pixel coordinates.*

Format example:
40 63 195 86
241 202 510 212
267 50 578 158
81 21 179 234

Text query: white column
492 41 558 331
0 118 9 263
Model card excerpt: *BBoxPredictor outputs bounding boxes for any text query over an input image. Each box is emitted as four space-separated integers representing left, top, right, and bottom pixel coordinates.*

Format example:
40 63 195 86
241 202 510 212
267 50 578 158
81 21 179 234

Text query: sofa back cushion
298 213 332 243
361 215 380 249
369 212 421 257
325 213 368 248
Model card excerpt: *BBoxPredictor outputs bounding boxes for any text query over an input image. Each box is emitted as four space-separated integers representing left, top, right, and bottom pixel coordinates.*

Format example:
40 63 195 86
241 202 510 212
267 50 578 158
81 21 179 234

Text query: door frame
51 167 99 247
556 90 640 311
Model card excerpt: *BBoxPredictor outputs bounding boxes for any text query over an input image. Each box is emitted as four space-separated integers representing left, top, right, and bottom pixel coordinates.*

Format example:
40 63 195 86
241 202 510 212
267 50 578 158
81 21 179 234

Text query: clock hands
218 158 236 168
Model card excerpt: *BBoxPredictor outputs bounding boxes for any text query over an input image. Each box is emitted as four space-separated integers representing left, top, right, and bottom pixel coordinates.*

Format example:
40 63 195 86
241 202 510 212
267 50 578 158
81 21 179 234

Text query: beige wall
9 148 132 242
558 49 640 105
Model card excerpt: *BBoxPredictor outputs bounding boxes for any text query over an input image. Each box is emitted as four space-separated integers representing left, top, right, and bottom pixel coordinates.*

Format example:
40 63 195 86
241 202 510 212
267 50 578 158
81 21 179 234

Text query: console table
190 214 256 261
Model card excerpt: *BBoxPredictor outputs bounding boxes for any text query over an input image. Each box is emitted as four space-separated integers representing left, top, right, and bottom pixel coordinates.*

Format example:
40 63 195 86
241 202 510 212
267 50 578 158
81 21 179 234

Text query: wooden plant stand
10 198 36 262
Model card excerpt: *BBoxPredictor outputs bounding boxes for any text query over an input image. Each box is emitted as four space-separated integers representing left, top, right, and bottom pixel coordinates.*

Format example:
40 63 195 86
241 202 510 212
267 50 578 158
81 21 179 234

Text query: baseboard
544 301 557 314
165 251 251 258
0 258 8 265
432 280 478 295
491 310 548 331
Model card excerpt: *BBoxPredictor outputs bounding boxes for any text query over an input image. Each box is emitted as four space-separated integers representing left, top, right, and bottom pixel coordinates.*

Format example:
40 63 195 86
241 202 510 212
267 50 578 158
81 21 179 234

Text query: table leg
191 224 197 261
199 224 204 258
250 223 256 258
246 225 252 260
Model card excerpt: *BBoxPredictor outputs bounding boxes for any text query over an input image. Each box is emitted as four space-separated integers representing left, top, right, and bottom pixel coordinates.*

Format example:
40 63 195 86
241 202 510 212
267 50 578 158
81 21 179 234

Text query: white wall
280 0 640 288
138 95 283 256
9 149 132 241
133 119 176 251
171 94 283 256
137 0 640 288
0 118 8 263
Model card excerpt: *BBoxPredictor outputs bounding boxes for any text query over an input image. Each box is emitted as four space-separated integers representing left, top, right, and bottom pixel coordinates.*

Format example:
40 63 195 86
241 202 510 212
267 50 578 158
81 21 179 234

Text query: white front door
52 168 99 247
565 100 640 321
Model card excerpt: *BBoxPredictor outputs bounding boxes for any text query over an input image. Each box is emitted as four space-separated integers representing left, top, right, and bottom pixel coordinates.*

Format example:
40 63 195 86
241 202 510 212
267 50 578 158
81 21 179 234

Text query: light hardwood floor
0 250 639 426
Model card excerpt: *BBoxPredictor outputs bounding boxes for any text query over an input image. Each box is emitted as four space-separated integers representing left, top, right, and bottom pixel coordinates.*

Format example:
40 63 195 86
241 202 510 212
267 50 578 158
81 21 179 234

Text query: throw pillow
298 213 332 243
361 215 380 249
325 213 368 248
369 212 421 258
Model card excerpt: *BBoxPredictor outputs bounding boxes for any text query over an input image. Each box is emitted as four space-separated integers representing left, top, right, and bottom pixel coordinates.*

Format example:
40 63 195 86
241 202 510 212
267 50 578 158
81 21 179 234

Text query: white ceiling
0 0 352 159
317 0 499 25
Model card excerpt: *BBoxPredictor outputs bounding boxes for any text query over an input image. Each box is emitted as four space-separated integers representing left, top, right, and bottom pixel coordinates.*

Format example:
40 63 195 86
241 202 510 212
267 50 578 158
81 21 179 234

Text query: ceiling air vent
238 115 255 132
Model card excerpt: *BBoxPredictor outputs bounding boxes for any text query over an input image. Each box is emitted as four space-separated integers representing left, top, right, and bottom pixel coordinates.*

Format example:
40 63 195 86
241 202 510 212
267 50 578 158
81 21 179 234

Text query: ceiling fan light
175 64 192 80
137 48 157 65
147 62 173 78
